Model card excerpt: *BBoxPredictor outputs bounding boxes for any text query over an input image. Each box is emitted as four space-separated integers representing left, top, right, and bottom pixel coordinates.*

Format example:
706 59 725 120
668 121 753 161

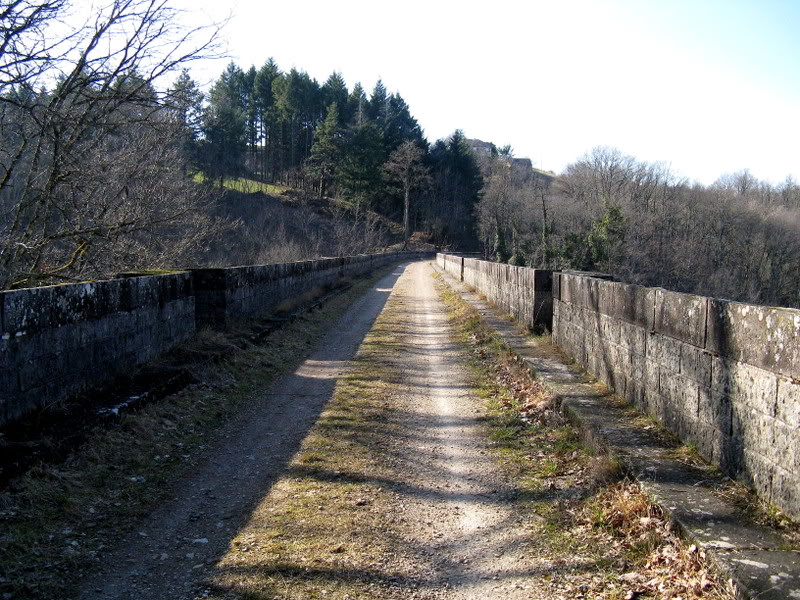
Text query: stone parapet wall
1 273 195 424
553 272 800 518
194 253 427 329
1 252 431 425
436 253 553 332
437 252 799 518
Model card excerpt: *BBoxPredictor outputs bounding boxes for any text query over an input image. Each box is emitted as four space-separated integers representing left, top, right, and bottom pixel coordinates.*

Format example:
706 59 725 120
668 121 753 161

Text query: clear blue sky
175 0 800 185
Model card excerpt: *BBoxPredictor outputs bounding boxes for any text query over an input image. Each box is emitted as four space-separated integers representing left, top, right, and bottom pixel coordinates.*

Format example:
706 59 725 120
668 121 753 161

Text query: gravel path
79 261 541 599
78 265 406 600
378 261 539 599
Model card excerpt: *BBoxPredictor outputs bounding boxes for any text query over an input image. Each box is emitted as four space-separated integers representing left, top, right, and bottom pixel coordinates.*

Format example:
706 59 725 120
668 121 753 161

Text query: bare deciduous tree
0 0 226 288
383 140 430 247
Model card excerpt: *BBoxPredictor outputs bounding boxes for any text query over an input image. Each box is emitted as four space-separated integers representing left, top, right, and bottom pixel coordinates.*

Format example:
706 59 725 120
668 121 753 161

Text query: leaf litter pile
436 277 735 600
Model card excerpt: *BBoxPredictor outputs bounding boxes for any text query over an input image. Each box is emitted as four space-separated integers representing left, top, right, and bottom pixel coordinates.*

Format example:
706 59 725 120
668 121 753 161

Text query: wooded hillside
478 146 800 308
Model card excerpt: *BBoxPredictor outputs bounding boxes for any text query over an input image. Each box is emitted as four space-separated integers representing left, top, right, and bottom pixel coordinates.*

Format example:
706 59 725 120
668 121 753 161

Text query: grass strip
204 284 430 599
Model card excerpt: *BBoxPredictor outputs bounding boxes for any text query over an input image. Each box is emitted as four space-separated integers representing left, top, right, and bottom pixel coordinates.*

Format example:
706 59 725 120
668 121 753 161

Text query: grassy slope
193 172 290 196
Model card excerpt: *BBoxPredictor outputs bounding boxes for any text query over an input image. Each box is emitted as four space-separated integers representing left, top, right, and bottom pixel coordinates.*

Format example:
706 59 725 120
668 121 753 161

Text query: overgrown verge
433 275 736 600
0 269 391 600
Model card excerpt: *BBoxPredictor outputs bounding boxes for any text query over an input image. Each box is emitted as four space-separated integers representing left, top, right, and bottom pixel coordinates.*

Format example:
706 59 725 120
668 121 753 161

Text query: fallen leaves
561 482 734 599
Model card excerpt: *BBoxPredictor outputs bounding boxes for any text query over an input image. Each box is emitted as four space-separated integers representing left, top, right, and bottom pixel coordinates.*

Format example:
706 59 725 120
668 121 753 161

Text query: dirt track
79 261 539 599
374 261 539 598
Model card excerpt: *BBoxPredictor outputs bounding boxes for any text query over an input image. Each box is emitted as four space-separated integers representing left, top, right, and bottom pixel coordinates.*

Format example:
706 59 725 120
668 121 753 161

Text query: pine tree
307 103 342 199
254 58 281 181
201 63 247 184
167 69 204 172
383 93 424 154
322 72 348 119
427 130 483 248
242 65 258 170
338 123 385 212
347 82 367 127
367 79 388 123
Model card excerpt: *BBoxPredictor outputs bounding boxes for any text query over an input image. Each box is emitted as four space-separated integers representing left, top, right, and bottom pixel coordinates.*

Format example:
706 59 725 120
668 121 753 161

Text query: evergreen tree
347 82 367 127
242 65 258 169
494 223 509 263
307 103 342 199
367 79 388 123
167 69 204 172
322 71 348 120
587 205 627 272
427 130 483 248
274 68 323 180
201 63 247 184
383 92 425 153
338 122 385 212
254 58 281 180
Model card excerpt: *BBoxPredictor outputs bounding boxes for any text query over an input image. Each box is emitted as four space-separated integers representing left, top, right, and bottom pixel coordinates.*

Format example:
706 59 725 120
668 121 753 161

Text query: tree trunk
403 185 411 248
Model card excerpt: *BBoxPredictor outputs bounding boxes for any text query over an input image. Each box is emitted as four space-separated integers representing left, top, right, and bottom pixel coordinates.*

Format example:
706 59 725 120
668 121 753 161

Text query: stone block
697 386 733 436
560 273 583 305
599 314 619 346
552 272 562 301
660 373 700 418
733 407 777 460
645 360 661 394
770 467 799 516
740 449 775 500
654 288 707 347
607 282 655 328
686 420 723 463
771 420 797 469
712 358 777 416
680 344 712 386
661 394 698 440
649 333 681 374
617 321 647 355
776 376 800 428
707 299 800 378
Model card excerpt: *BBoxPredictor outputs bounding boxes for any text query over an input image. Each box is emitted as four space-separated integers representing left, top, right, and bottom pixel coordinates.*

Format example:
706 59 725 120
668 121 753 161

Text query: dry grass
715 479 800 547
203 291 427 599
0 268 393 600
434 274 736 600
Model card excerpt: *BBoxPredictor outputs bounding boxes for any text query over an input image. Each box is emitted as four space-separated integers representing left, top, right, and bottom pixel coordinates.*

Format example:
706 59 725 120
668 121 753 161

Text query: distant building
467 138 532 168
466 138 555 181
467 138 496 157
